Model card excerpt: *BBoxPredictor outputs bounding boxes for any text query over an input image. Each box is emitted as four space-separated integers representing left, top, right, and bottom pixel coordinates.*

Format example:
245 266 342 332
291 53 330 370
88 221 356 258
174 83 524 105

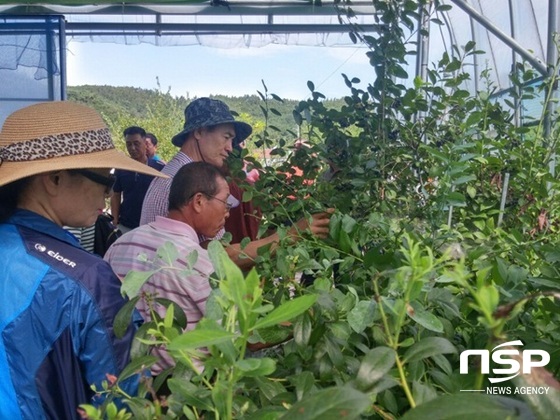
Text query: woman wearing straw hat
0 101 166 419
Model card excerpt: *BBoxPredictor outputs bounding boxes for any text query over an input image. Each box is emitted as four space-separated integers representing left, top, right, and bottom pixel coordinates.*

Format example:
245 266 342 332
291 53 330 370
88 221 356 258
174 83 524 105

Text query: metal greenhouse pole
545 0 558 183
449 0 547 76
449 0 557 227
415 2 431 89
497 0 519 227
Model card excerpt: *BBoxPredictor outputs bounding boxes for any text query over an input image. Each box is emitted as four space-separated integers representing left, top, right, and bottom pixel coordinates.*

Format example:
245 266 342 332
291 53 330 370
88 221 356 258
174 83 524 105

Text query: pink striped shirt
104 216 213 374
139 150 224 240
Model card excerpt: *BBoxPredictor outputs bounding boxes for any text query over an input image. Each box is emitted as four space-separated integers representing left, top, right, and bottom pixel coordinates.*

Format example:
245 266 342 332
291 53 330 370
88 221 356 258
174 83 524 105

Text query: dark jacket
0 210 138 419
113 158 165 229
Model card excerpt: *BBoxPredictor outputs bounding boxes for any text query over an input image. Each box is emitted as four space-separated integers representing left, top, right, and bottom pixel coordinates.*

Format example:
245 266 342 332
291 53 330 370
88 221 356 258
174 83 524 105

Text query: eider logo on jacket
35 243 47 252
34 243 77 268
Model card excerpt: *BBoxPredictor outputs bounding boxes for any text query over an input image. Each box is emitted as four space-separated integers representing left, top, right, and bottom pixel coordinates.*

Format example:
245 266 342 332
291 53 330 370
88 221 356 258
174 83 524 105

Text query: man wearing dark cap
140 97 332 269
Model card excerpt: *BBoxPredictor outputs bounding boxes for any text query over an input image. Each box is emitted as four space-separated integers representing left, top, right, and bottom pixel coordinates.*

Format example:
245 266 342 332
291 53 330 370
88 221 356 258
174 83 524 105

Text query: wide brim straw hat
171 97 252 148
0 101 167 187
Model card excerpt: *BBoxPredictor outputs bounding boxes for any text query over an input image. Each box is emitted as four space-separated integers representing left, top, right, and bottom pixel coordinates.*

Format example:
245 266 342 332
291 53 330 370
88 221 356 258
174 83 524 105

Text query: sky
65 40 376 100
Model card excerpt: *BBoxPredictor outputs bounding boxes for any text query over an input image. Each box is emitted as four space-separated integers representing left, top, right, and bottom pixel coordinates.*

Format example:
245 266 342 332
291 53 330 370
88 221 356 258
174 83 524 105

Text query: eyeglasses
204 194 234 211
72 169 116 195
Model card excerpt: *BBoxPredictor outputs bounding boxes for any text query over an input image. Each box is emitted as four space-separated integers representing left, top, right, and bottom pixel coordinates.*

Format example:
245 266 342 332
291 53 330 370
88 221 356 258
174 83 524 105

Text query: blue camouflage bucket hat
171 98 253 147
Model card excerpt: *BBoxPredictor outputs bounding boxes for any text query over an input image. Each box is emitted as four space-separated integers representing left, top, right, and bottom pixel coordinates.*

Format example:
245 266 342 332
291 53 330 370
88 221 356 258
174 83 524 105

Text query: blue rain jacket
0 210 139 419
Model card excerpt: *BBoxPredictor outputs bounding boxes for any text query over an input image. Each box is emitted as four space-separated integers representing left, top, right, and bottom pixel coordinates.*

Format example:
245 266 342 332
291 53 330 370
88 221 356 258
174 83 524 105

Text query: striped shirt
139 150 224 240
140 151 194 226
104 216 213 374
64 224 95 253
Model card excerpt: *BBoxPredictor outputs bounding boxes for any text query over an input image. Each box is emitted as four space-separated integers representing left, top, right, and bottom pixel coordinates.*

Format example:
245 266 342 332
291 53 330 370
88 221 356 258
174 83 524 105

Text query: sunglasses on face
72 169 116 195
204 194 234 211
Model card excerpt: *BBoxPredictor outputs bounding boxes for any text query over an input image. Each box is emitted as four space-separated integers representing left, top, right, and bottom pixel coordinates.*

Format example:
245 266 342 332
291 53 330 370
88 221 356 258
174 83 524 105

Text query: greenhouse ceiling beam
449 0 547 76
0 2 377 16
63 22 379 35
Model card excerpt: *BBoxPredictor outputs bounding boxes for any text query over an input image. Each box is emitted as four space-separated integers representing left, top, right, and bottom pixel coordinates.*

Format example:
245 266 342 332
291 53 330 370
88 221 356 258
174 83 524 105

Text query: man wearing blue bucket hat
140 98 248 226
140 97 332 269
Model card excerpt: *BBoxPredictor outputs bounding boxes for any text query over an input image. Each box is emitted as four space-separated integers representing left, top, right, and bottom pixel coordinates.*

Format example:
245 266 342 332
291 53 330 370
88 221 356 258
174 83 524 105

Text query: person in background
145 132 165 163
140 97 333 270
64 212 122 257
105 162 231 375
0 101 166 419
64 223 96 252
111 126 165 233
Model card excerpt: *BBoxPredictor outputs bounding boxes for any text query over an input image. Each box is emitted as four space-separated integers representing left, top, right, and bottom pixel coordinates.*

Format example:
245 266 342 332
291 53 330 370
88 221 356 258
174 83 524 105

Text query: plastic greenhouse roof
0 0 558 95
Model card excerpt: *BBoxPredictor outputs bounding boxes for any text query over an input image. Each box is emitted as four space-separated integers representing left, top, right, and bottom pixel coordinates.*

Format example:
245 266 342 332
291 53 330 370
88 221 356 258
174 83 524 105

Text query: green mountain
67 85 344 137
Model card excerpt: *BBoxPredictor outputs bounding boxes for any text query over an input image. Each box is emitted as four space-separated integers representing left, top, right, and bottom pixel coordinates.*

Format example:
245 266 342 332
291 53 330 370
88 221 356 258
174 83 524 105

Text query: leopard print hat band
0 128 113 163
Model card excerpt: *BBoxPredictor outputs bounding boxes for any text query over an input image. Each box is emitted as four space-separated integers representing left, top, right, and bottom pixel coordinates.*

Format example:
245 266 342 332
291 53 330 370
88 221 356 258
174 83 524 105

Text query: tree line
67 84 345 161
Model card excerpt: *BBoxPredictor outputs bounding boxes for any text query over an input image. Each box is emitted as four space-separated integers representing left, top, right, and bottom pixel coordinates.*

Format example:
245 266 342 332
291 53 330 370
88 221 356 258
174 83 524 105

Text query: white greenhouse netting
0 0 558 123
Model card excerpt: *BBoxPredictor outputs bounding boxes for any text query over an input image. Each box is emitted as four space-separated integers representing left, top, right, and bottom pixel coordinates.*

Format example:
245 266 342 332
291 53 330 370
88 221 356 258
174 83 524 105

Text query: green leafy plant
81 1 560 418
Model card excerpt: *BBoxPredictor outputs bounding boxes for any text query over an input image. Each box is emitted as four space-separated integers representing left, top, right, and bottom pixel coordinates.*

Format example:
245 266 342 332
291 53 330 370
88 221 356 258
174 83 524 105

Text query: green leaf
244 267 261 298
208 241 249 328
254 376 287 402
401 394 533 420
348 300 376 333
289 370 315 400
157 241 179 265
403 337 456 363
235 357 276 377
121 269 156 299
208 240 243 284
407 301 444 333
412 381 437 405
445 60 462 72
452 175 476 186
436 4 453 12
113 296 140 338
242 189 254 202
185 249 198 269
393 66 409 79
364 247 395 270
253 295 317 330
476 285 500 315
280 386 370 420
106 402 117 418
212 380 229 418
167 329 237 350
118 355 158 382
155 297 187 329
163 300 175 329
294 311 312 347
464 40 476 52
420 145 449 163
355 346 396 392
443 191 467 207
167 378 214 412
341 214 357 232
337 230 353 254
255 324 291 344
